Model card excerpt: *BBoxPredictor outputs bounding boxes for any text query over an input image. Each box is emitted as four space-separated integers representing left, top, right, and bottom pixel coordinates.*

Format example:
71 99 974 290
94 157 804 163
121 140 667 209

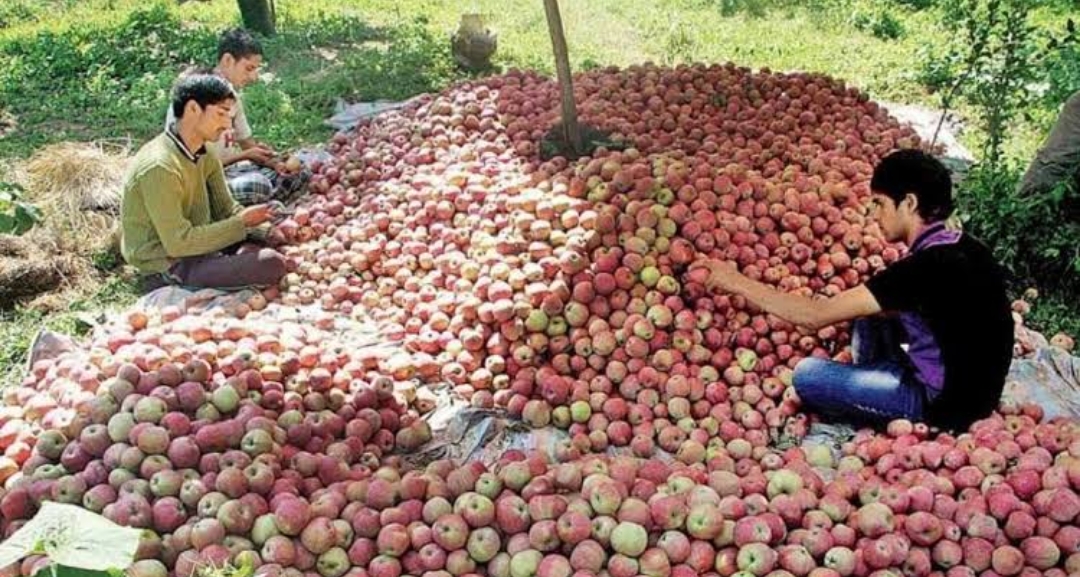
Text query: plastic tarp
1004 346 1080 420
402 336 1080 469
135 285 258 315
325 97 426 133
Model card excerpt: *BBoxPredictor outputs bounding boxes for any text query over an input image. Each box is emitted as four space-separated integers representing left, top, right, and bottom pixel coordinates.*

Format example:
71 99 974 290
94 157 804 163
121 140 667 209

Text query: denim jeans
793 317 931 426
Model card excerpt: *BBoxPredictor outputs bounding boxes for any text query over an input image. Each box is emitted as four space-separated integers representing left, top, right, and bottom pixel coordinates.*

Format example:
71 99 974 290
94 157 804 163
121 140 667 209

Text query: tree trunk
237 0 276 36
542 0 582 156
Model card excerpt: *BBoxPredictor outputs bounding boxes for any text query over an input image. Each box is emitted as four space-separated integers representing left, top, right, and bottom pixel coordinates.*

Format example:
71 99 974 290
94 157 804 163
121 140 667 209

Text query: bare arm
228 138 275 166
217 149 249 166
697 260 883 330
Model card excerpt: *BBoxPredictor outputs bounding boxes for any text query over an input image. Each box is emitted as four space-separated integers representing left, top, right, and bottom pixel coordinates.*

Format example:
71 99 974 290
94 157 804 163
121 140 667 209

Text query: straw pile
22 140 130 253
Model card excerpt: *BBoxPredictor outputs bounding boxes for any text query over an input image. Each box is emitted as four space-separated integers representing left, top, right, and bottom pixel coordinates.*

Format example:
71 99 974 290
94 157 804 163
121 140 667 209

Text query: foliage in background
919 0 1078 163
0 5 215 109
849 3 907 40
958 165 1080 297
0 181 40 235
0 5 215 157
0 4 383 158
1040 20 1080 113
918 0 1080 333
940 0 1061 167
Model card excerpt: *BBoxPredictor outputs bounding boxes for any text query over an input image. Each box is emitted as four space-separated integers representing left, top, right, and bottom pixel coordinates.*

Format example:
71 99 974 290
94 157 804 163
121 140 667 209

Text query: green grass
0 0 1078 379
1 272 140 384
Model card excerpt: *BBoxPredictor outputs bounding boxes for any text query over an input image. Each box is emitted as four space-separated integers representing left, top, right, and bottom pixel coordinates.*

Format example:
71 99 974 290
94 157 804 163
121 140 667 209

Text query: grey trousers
139 245 287 293
1018 90 1080 197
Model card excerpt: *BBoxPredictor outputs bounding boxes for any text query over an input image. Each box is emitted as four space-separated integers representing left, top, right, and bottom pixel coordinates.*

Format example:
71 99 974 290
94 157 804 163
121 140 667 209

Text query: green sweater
120 131 246 274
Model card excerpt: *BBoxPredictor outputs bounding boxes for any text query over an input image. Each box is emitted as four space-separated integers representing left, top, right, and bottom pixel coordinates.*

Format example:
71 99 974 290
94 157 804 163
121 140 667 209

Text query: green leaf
0 503 143 571
13 205 36 234
235 555 255 577
32 565 117 577
15 202 41 221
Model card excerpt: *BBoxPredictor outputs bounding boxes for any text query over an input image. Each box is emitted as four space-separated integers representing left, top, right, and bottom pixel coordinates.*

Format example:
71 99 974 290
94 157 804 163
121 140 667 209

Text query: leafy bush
959 164 1080 294
914 0 1080 332
957 162 1080 338
0 181 41 235
718 0 771 17
0 5 215 98
914 44 956 93
274 7 382 46
0 0 39 29
1040 19 1080 111
889 0 937 9
850 8 906 39
919 3 1078 155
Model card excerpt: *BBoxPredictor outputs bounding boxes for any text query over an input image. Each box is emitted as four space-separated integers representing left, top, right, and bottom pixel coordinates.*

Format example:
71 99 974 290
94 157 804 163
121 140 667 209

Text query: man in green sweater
121 73 288 292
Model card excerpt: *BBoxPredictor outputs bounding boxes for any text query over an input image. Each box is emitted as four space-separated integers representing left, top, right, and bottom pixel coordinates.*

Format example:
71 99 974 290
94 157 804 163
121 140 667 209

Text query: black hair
870 149 955 221
217 28 263 62
171 73 235 119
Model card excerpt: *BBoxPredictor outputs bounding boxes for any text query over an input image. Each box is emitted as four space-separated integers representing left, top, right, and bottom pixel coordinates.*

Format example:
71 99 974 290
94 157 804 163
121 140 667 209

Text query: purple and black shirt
864 222 1014 431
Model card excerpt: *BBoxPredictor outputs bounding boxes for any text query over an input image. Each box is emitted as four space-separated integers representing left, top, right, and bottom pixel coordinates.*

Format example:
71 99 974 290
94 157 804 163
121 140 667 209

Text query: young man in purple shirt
694 150 1014 432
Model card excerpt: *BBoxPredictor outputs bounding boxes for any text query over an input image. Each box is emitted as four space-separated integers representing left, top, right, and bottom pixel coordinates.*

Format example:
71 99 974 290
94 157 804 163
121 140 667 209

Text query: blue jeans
793 318 930 426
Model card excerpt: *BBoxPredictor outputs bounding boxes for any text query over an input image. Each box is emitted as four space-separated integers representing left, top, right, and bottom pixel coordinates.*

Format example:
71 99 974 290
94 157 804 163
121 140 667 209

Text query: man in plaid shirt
166 28 309 208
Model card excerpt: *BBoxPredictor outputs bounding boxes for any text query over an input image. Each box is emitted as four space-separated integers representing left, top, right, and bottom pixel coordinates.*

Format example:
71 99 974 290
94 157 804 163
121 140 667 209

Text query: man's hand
245 144 277 165
239 204 273 227
690 258 744 293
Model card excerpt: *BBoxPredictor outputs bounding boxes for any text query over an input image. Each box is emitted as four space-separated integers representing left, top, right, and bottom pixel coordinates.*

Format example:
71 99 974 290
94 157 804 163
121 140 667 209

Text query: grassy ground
1 0 1078 378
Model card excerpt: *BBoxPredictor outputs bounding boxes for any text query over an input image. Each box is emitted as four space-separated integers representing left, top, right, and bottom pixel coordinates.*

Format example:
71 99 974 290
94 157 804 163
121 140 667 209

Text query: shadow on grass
247 15 490 147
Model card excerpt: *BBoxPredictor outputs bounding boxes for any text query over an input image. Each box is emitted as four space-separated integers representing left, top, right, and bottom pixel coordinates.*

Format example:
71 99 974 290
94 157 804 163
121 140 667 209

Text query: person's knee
792 356 836 406
793 357 826 387
257 249 288 282
256 173 274 190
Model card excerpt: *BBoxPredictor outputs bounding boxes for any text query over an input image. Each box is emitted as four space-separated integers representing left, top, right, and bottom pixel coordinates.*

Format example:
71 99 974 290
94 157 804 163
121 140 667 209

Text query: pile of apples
271 63 919 452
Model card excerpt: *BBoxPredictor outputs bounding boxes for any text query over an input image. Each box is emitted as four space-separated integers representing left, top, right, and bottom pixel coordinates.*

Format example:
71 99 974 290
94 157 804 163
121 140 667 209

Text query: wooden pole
542 0 582 156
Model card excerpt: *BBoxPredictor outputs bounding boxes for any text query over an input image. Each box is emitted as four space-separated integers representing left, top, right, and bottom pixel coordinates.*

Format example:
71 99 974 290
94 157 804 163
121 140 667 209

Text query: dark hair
217 28 263 62
870 149 955 221
171 73 235 119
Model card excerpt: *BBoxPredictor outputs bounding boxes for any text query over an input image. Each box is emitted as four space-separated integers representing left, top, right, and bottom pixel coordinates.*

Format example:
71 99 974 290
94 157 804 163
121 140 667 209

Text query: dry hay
22 140 131 254
0 229 92 310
